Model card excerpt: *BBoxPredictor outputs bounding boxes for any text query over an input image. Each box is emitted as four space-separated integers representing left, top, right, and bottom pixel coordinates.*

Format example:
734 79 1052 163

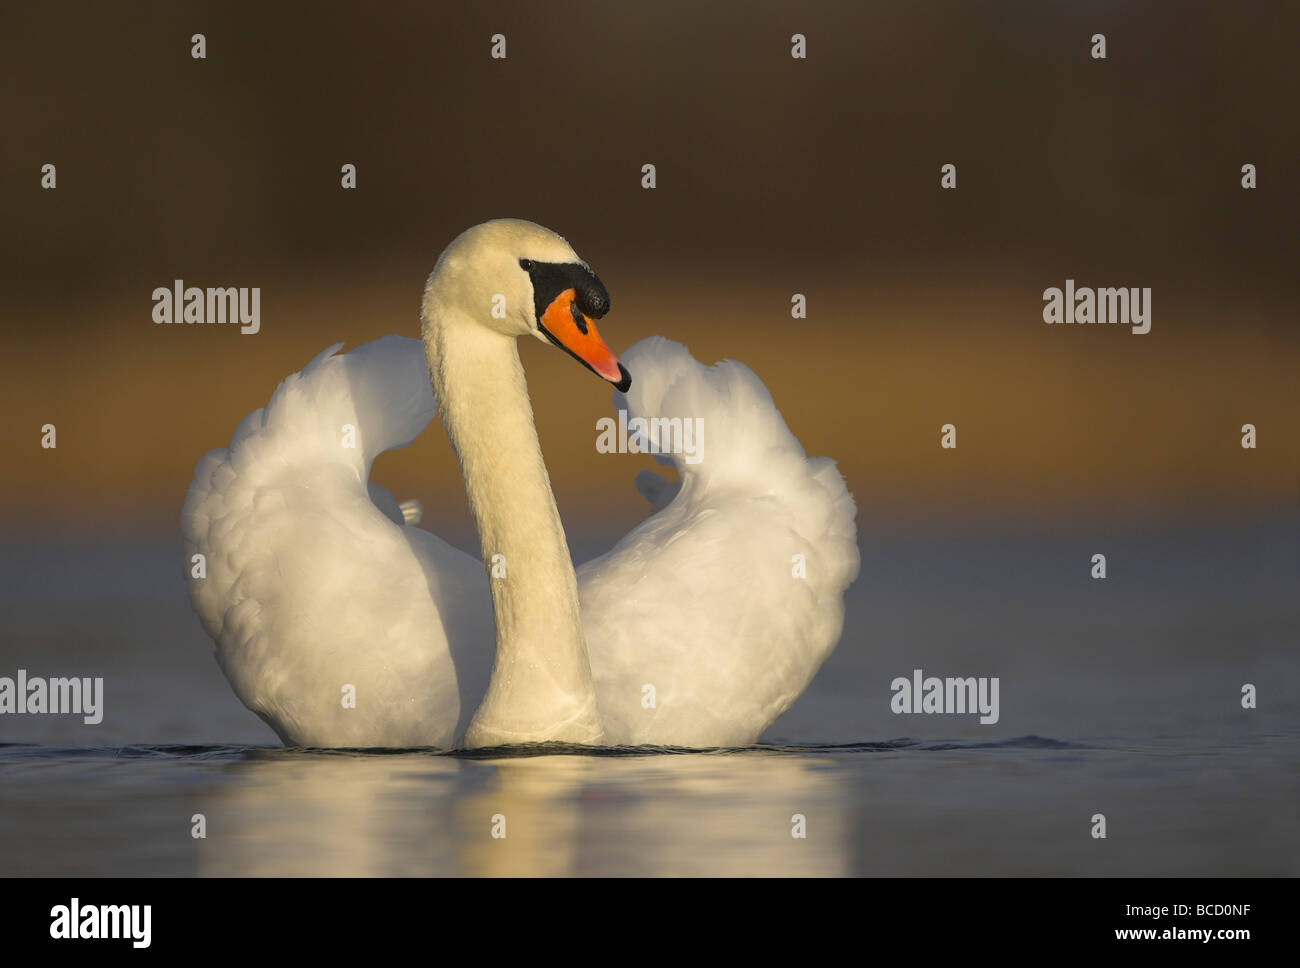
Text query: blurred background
2 0 1296 542
0 2 1297 876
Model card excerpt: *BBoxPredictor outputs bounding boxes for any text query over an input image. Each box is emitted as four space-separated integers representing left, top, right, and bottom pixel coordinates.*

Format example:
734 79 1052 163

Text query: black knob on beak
576 276 610 319
523 259 610 321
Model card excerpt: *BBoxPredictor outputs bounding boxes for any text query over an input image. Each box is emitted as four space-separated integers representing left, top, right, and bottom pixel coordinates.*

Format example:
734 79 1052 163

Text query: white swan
182 219 859 749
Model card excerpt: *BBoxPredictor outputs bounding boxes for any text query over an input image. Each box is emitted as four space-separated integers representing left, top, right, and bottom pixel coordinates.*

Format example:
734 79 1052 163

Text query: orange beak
538 288 631 391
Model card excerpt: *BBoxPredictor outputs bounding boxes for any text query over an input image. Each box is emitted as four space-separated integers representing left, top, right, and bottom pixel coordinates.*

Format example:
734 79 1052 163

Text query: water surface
2 517 1296 875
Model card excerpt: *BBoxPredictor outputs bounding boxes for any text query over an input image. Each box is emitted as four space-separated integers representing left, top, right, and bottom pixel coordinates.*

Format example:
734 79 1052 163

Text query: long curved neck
422 290 603 747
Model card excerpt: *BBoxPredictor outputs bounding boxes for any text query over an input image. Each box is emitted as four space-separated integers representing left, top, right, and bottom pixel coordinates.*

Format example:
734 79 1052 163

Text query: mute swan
182 219 859 749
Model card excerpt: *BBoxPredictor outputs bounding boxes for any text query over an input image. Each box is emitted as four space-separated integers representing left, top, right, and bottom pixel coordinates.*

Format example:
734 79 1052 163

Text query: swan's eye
519 259 534 272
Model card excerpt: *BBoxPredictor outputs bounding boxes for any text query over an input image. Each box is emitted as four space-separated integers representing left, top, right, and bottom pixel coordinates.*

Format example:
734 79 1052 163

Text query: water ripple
0 733 1098 762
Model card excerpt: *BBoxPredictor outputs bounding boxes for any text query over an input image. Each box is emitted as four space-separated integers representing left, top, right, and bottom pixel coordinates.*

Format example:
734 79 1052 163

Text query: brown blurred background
2 0 1296 547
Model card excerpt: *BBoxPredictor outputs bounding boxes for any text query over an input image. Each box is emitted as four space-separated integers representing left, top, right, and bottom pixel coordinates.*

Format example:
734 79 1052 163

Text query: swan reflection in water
194 749 851 876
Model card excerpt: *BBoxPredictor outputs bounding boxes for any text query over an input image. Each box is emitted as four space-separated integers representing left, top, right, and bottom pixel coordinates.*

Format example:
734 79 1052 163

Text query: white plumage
184 337 492 748
182 220 858 748
581 337 859 746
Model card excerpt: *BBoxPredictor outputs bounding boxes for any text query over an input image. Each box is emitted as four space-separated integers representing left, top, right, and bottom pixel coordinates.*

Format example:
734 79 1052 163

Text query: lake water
2 513 1296 876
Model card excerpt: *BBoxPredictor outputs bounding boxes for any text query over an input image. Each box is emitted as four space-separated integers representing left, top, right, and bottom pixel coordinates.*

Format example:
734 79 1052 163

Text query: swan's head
429 218 630 392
